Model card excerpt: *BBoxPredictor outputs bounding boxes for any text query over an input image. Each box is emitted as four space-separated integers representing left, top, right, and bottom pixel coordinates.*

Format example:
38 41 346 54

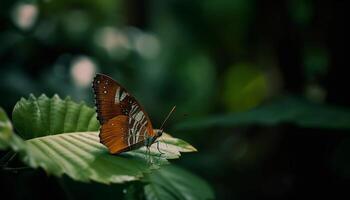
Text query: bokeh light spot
70 56 97 88
134 33 161 59
94 27 130 59
12 3 39 31
223 63 268 112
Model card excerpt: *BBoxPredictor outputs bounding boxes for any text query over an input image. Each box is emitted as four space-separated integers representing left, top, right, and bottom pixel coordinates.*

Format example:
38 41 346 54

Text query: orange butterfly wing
92 74 155 154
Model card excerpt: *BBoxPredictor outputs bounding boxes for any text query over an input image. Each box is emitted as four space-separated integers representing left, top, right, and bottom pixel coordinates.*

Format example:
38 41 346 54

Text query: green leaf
0 94 196 184
12 94 100 139
0 108 23 150
0 108 13 149
22 131 193 183
144 165 215 200
176 96 350 130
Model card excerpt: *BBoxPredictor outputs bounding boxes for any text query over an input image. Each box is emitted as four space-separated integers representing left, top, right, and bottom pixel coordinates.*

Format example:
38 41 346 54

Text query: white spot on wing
115 87 120 104
134 111 144 121
135 129 140 142
120 91 128 101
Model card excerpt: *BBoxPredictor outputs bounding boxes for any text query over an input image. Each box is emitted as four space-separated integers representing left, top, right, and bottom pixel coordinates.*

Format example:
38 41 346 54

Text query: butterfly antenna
159 105 176 132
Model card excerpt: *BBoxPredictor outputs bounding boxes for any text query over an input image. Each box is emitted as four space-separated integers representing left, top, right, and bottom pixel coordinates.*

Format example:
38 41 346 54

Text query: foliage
0 94 197 185
176 96 350 130
0 107 13 149
144 165 214 200
1 0 347 199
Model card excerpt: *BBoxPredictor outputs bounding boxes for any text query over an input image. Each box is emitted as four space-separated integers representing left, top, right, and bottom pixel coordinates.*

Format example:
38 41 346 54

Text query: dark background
0 0 349 199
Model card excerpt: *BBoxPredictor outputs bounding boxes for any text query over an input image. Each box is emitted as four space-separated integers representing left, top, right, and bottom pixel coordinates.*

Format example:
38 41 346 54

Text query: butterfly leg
156 140 165 155
146 146 154 165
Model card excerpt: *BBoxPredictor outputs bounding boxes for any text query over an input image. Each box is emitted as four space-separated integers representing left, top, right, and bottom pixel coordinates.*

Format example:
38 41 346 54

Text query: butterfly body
92 73 162 154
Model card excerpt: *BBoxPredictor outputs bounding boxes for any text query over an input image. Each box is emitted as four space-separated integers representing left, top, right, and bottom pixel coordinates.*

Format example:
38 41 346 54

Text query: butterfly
92 73 175 154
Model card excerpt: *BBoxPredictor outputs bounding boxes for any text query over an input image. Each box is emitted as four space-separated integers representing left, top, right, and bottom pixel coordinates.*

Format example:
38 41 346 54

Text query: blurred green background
0 0 349 199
